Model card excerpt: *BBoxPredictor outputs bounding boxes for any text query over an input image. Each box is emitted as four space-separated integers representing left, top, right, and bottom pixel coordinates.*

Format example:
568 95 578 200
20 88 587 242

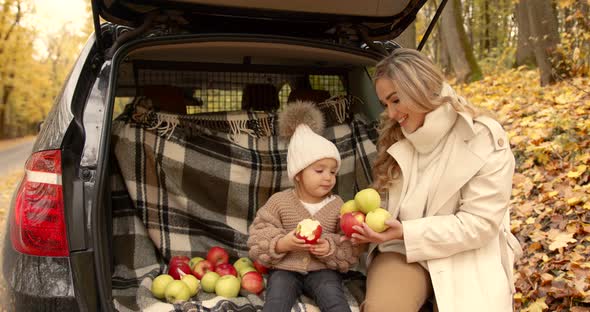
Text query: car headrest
141 85 202 114
287 88 331 104
241 84 280 111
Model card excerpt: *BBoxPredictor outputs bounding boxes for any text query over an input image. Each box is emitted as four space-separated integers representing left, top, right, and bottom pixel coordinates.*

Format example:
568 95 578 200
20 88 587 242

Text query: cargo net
134 68 348 114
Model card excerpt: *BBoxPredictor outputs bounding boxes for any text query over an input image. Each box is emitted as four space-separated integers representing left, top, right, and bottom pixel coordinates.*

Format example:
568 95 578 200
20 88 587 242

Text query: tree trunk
438 30 451 75
483 0 490 56
439 0 482 82
0 85 12 137
0 0 22 138
515 0 536 67
525 0 560 85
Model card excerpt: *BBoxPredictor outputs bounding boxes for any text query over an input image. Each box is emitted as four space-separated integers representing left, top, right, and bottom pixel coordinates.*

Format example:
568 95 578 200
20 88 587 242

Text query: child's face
296 158 338 203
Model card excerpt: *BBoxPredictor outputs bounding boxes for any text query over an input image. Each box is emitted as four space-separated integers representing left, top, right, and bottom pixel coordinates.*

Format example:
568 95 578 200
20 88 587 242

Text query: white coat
366 112 523 312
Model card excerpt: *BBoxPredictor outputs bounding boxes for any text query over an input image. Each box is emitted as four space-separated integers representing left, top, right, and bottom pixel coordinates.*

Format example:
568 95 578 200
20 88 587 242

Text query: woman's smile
375 78 426 133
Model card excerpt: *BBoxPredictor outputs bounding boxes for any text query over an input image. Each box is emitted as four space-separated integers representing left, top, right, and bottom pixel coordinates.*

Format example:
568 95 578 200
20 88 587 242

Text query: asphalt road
0 140 34 177
0 138 35 311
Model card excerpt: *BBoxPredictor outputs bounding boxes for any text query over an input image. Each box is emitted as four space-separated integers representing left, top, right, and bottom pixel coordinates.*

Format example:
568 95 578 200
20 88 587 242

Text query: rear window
115 61 348 115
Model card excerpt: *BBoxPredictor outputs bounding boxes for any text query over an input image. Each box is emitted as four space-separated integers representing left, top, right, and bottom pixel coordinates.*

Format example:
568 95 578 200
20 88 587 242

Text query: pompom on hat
278 101 342 181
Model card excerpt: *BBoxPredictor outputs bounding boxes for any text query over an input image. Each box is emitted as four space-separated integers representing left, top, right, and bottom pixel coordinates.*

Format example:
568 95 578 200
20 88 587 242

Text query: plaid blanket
110 102 378 311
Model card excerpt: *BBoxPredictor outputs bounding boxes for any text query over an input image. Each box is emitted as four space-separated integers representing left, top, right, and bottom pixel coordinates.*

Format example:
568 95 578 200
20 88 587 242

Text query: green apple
181 274 200 297
164 280 192 303
215 275 241 298
188 256 204 270
151 274 174 299
238 266 257 277
201 271 221 293
355 188 381 214
233 257 254 272
365 208 392 233
340 199 359 215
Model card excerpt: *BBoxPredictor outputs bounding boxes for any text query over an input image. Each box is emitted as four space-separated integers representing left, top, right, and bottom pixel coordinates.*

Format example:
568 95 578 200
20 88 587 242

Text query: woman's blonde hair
371 48 486 192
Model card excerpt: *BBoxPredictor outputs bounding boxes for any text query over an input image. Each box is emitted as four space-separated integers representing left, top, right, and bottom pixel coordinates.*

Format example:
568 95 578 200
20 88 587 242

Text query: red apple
340 211 366 237
295 219 322 244
169 255 190 265
207 246 230 266
168 260 192 280
252 260 268 275
192 259 215 280
215 263 238 277
241 271 265 295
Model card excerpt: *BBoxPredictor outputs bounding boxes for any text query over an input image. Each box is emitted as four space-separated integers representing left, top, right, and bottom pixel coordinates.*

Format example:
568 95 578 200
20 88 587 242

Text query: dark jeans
263 269 351 312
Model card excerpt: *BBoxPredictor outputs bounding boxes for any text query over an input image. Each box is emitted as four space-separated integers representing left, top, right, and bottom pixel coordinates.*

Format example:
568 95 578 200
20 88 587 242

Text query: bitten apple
192 259 214 280
340 200 359 215
252 260 268 275
340 211 366 237
354 188 381 214
168 261 192 280
365 208 392 233
241 271 265 295
207 246 230 266
295 219 322 244
215 263 238 277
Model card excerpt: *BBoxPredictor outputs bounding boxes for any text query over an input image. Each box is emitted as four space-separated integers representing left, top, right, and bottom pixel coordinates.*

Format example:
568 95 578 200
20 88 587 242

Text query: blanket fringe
128 96 356 141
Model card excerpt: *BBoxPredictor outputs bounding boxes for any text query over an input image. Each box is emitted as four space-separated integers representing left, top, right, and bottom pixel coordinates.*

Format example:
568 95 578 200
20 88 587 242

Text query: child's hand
276 229 311 253
309 238 330 256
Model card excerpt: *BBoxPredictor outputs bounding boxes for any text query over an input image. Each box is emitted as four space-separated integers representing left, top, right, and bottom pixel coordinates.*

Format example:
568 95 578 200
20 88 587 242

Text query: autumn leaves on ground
455 69 590 311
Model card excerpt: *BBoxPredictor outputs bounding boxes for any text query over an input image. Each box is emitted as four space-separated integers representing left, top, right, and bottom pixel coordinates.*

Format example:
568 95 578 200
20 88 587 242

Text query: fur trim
278 101 325 138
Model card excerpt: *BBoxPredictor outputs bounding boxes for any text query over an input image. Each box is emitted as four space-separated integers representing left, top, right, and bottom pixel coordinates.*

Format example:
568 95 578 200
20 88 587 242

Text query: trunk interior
106 36 382 311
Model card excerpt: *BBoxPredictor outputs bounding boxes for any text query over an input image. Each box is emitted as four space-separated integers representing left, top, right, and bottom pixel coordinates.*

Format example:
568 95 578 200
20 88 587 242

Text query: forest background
0 0 589 311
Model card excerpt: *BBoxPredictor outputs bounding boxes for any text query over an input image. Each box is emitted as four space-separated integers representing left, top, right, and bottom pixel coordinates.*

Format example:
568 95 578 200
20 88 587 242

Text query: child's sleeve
317 233 366 272
247 195 289 267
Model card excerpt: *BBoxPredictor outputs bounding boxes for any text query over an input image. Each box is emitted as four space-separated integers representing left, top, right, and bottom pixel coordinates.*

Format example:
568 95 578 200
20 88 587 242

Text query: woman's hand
349 219 403 244
309 238 330 257
276 229 311 253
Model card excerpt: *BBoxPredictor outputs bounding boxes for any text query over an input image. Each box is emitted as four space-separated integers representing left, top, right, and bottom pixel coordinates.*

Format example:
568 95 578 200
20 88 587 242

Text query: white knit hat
278 101 342 181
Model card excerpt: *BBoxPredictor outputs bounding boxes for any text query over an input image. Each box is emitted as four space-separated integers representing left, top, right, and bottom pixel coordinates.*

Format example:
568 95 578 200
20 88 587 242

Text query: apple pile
340 188 392 237
150 246 268 303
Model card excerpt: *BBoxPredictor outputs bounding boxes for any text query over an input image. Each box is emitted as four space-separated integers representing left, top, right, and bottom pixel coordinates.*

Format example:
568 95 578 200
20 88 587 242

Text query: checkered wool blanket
110 101 377 311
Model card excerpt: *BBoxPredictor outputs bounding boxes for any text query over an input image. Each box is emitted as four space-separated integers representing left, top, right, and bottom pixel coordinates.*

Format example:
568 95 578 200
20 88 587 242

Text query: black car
2 0 444 310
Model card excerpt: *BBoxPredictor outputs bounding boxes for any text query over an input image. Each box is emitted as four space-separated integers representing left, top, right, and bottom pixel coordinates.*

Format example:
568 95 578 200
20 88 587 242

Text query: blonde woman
349 48 522 312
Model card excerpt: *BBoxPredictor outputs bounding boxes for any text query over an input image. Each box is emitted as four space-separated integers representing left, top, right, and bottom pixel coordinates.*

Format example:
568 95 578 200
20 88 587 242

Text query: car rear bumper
2 229 79 311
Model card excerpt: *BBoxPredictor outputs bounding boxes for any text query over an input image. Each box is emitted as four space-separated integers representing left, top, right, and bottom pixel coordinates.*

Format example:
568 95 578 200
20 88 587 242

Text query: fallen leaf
548 232 577 250
522 297 548 312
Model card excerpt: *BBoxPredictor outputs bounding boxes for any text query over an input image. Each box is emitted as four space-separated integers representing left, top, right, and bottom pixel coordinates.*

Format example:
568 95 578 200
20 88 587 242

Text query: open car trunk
106 36 383 311
93 0 427 44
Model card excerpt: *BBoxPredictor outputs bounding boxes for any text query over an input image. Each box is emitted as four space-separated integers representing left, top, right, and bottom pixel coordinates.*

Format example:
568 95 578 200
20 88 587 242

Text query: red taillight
10 150 69 257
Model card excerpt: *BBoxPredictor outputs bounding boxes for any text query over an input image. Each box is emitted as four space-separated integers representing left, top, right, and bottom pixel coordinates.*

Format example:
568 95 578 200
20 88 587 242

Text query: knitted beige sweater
247 189 363 273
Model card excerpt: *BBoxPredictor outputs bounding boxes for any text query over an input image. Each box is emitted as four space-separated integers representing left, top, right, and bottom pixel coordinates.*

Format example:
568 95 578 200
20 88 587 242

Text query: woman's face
375 78 426 134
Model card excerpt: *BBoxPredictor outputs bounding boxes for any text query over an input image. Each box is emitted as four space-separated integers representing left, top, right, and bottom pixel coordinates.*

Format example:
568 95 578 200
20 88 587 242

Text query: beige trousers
361 252 435 312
